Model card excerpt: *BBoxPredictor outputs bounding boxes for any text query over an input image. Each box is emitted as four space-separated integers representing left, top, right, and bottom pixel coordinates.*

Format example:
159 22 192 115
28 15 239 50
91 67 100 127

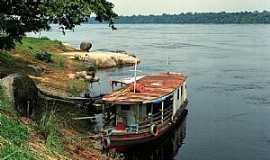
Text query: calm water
31 24 270 160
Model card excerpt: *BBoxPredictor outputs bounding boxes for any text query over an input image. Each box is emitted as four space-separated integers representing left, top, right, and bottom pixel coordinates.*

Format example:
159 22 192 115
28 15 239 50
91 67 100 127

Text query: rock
61 51 140 69
67 73 76 79
80 41 92 52
0 73 38 118
75 71 96 81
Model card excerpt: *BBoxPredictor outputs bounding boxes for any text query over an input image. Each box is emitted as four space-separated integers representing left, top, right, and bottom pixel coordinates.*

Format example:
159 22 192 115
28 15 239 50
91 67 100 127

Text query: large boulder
80 41 92 52
0 73 38 118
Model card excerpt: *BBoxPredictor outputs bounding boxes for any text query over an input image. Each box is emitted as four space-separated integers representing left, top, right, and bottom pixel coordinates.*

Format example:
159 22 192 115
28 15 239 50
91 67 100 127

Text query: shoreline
0 37 140 97
0 37 138 159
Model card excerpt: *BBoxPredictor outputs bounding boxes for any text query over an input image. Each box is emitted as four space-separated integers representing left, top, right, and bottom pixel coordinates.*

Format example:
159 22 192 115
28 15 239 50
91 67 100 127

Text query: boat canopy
102 72 187 104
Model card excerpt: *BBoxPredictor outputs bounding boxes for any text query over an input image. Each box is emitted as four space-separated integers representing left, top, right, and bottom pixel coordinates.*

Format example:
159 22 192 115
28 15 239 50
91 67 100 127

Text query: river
30 24 270 160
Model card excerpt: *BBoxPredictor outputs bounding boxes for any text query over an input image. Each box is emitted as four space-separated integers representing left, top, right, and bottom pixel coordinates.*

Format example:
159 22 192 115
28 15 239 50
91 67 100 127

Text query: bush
0 51 15 65
74 55 80 61
39 36 50 40
38 111 63 153
68 80 88 96
34 51 52 63
53 55 65 68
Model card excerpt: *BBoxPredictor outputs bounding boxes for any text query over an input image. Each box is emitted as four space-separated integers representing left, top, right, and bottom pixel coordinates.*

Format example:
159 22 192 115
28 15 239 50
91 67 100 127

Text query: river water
31 24 270 160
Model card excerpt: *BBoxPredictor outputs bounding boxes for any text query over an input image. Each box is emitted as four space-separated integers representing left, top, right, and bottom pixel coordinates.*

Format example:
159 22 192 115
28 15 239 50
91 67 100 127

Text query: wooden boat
101 72 188 151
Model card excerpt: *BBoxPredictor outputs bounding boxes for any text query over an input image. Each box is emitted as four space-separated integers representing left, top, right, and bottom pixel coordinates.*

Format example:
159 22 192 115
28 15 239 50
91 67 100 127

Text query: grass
0 85 65 159
0 51 15 66
1 36 91 96
0 143 35 160
15 37 66 54
0 85 10 110
38 110 64 154
0 114 29 145
0 85 33 159
49 54 66 69
68 79 88 96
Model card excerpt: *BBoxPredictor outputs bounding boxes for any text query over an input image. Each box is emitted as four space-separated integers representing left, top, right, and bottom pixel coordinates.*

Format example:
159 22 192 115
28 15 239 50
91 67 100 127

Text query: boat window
181 86 184 98
121 105 130 111
177 88 180 100
147 103 152 114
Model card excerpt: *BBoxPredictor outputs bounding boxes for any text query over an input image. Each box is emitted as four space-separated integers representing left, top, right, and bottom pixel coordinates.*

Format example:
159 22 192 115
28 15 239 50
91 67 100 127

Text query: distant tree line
88 11 270 24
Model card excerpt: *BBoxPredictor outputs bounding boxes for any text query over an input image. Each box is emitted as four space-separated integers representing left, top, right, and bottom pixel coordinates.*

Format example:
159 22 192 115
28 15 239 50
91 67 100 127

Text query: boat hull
108 101 188 152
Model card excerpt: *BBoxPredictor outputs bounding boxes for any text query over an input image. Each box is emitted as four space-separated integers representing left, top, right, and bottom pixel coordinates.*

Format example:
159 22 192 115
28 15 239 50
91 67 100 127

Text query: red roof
102 72 187 104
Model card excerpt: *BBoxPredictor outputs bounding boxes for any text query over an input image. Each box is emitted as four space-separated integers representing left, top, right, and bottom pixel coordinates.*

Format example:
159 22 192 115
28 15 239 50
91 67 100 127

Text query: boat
101 72 188 151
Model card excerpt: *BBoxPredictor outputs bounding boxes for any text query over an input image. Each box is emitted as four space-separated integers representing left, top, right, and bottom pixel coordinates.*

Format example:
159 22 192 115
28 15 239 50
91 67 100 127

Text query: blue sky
108 0 270 16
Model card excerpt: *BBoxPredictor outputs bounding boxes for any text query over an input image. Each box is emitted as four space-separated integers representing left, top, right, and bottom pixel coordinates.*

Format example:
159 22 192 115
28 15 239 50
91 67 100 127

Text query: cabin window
177 88 180 100
121 105 130 111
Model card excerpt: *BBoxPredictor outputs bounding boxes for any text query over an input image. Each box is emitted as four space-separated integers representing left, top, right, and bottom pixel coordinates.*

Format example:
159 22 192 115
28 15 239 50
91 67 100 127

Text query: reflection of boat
101 72 188 151
124 109 188 160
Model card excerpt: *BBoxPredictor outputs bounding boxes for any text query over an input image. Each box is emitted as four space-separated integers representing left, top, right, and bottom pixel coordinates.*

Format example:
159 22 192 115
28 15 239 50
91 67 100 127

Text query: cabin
102 72 188 135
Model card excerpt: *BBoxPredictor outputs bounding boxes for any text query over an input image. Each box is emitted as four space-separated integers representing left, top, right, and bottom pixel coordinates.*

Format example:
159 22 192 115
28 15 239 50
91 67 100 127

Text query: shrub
39 36 50 40
38 111 63 153
53 55 65 68
0 51 15 65
34 51 52 63
68 80 88 96
74 55 81 61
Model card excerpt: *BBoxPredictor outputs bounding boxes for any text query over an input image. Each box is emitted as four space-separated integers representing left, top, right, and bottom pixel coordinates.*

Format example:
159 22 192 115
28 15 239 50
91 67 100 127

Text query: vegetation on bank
88 11 270 24
0 85 34 159
0 37 91 96
0 83 105 160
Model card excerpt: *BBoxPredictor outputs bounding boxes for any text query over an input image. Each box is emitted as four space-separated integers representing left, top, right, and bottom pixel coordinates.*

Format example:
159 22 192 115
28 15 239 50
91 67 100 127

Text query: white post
133 60 137 93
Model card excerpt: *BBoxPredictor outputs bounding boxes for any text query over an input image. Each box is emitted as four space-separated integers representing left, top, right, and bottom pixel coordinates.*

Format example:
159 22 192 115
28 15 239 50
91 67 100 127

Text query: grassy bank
0 83 106 160
0 85 67 159
0 37 90 96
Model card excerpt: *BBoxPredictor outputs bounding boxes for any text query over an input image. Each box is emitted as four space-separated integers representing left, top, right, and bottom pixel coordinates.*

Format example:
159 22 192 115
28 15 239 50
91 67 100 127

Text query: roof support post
151 103 153 123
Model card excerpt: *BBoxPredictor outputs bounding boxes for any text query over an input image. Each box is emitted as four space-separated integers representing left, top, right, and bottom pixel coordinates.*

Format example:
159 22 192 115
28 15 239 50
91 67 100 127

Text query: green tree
0 0 117 49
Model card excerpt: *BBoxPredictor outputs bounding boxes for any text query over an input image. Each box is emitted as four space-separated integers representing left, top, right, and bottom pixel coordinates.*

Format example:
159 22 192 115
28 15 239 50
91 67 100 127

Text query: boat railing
137 105 173 132
105 105 174 134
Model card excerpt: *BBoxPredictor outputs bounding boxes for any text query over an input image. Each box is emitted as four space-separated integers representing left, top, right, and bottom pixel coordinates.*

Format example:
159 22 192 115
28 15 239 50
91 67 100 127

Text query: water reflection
122 109 188 160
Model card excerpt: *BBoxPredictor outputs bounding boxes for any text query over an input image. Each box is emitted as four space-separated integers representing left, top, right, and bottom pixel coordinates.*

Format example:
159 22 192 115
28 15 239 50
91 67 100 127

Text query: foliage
0 51 15 66
0 0 117 49
89 11 270 24
34 51 52 63
52 55 65 68
68 79 88 96
38 110 63 153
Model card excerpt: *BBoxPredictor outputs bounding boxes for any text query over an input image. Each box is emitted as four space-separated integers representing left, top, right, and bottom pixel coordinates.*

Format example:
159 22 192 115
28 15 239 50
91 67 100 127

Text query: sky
108 0 270 16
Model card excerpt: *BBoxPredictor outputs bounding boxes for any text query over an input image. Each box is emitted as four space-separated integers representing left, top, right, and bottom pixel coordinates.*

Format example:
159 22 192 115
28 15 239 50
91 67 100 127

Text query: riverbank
0 37 139 97
0 37 135 160
0 84 111 160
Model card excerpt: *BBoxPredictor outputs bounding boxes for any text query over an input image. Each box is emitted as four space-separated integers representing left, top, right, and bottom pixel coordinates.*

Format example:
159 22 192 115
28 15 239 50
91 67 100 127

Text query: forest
88 11 270 24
